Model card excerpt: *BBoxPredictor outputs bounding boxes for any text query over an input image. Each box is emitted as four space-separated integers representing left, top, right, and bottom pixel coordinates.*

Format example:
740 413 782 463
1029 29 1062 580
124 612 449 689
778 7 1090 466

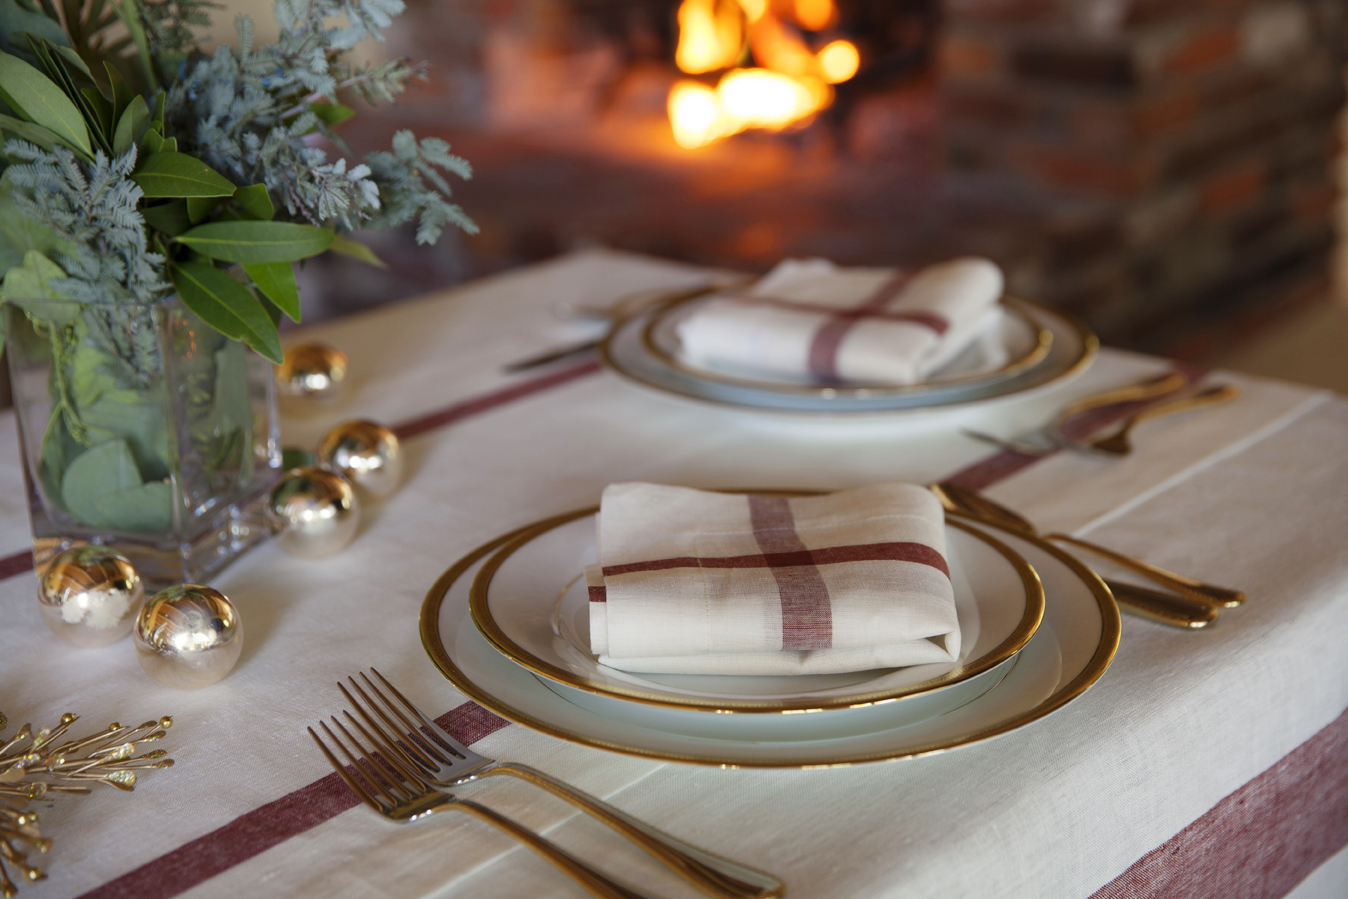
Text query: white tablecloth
4 249 1346 899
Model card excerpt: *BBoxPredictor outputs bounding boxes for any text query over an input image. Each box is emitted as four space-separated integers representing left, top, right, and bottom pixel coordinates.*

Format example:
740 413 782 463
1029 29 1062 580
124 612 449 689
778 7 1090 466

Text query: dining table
3 246 1346 899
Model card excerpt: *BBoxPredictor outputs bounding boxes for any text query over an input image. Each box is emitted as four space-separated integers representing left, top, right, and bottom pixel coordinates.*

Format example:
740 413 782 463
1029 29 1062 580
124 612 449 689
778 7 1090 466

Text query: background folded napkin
588 483 960 676
675 257 1005 385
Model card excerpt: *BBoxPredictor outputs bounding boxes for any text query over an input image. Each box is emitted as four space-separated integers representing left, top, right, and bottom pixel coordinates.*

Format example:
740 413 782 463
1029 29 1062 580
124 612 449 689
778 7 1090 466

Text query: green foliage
176 220 332 263
0 51 91 157
0 0 477 537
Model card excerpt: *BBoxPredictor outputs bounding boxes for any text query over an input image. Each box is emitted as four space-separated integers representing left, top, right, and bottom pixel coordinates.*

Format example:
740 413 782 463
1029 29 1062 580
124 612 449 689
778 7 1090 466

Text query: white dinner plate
644 297 1053 397
420 513 1120 767
470 511 1043 715
599 296 1097 418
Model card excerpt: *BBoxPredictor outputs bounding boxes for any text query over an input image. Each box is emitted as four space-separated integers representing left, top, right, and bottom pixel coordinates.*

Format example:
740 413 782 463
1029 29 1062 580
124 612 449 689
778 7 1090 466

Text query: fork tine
318 719 405 809
357 672 462 763
328 716 417 804
368 667 470 758
309 726 385 813
339 680 442 773
337 711 436 797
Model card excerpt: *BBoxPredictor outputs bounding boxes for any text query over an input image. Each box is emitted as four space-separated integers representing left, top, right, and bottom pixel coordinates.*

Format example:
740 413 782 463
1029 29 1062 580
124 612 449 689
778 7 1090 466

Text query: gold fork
310 715 658 899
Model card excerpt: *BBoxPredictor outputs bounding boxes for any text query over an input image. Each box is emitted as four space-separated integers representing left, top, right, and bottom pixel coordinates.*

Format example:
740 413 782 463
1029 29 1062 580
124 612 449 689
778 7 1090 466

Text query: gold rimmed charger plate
419 506 1120 768
468 509 1044 714
642 294 1054 398
598 295 1098 416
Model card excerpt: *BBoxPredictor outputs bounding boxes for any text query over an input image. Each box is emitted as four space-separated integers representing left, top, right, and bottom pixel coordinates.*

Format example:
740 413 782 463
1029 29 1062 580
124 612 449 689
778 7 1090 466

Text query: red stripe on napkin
600 542 949 578
75 702 510 899
1090 705 1348 899
806 271 939 381
747 495 833 651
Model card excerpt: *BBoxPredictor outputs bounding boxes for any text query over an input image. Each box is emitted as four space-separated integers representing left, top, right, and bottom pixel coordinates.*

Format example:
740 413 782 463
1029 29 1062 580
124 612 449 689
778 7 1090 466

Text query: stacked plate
420 504 1121 768
598 293 1098 417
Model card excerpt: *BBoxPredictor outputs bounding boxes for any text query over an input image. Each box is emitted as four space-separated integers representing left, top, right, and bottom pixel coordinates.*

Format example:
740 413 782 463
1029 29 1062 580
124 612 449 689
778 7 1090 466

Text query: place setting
421 481 1120 768
597 256 1097 418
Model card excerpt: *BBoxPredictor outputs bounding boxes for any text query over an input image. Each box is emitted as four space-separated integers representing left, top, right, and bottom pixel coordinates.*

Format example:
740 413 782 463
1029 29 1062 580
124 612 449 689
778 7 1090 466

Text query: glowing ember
669 0 858 148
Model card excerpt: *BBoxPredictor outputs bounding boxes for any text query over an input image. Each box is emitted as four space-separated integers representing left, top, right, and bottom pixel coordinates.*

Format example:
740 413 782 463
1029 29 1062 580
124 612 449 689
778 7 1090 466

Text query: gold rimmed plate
599 296 1098 417
469 510 1044 716
643 294 1053 398
419 513 1120 768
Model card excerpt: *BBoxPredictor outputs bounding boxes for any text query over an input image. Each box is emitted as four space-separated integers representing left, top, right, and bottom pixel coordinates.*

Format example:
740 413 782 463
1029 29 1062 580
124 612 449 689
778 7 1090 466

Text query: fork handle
484 764 786 899
448 796 657 899
1046 533 1245 608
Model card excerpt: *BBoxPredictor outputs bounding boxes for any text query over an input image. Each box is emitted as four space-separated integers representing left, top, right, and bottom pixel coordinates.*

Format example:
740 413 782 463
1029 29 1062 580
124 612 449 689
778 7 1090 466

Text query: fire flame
669 0 859 148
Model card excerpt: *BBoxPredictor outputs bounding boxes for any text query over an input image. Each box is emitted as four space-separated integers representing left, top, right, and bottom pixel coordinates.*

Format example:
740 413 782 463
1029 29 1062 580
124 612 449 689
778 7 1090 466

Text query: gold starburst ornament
0 712 174 895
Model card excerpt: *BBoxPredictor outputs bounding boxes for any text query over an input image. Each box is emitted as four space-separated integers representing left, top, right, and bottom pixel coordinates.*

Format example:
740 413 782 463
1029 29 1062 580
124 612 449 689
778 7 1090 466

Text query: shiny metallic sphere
265 466 360 558
38 546 144 648
134 584 243 689
276 342 348 400
317 419 402 498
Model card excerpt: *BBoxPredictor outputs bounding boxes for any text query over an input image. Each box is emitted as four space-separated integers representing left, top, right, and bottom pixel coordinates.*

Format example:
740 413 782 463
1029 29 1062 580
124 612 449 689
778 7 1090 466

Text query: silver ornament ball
38 546 144 648
134 584 244 689
276 342 348 401
265 466 360 558
317 419 402 498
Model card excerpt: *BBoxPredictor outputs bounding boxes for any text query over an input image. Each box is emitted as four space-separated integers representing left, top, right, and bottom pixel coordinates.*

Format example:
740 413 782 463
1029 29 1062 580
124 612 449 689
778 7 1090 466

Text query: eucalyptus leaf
330 233 386 269
131 151 236 198
243 261 299 322
258 292 282 330
0 49 91 156
233 183 273 220
175 221 334 264
169 261 284 363
2 248 68 303
90 481 171 533
60 437 141 526
111 92 147 155
140 198 191 236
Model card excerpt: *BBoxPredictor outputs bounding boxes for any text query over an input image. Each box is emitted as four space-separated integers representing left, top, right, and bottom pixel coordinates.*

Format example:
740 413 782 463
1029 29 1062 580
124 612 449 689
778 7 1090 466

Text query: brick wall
940 0 1348 348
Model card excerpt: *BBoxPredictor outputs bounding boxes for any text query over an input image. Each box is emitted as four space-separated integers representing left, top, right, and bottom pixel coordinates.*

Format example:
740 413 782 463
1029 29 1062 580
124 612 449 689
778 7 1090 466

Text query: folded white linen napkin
587 483 960 676
674 257 1005 385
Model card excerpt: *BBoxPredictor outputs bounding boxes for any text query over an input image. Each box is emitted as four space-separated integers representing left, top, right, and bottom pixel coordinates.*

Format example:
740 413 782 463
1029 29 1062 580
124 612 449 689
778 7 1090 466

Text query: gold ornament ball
38 546 144 648
276 342 348 401
265 466 361 558
134 585 244 689
317 419 402 498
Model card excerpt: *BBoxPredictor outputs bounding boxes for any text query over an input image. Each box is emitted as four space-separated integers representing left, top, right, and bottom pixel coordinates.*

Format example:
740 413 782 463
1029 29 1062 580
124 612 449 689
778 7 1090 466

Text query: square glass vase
5 296 282 587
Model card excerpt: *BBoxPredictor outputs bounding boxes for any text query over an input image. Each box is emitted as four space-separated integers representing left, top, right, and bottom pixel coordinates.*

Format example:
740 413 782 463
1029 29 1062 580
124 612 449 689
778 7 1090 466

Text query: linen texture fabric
588 482 960 675
674 256 1005 385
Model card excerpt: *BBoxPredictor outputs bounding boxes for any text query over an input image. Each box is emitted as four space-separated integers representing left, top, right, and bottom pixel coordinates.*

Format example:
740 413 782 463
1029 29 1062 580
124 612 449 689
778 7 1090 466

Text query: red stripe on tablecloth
1090 704 1348 899
76 703 510 899
392 358 603 441
0 549 33 580
944 364 1209 491
747 495 832 650
600 541 950 578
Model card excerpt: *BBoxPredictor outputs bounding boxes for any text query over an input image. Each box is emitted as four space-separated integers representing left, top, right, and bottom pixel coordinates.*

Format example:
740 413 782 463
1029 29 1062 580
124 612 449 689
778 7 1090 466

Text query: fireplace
303 0 1347 356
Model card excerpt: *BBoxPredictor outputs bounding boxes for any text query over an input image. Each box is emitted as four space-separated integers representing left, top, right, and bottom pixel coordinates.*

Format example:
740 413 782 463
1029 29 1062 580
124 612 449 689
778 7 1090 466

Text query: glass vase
5 296 281 587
